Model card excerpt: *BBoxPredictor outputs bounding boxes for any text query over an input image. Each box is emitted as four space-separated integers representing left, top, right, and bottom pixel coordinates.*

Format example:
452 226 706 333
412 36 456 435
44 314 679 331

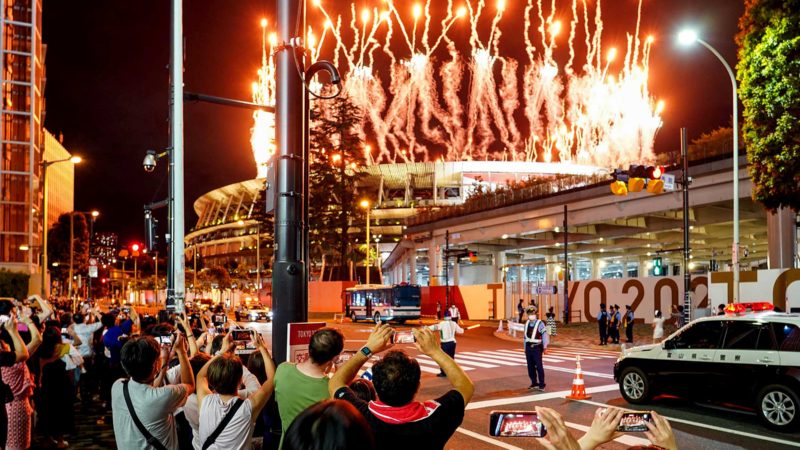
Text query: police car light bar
724 302 774 315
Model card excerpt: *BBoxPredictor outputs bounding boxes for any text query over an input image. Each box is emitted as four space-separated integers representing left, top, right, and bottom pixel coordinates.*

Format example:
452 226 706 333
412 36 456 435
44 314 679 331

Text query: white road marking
575 399 800 448
455 428 525 450
466 384 619 410
458 352 524 366
543 365 614 379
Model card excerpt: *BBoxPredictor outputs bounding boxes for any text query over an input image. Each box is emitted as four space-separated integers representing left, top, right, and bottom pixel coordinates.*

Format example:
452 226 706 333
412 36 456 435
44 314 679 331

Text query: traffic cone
565 355 591 400
496 320 504 333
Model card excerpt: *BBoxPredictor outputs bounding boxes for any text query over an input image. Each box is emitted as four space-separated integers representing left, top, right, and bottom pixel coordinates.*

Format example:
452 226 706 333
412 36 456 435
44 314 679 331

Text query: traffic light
610 169 629 196
468 251 478 263
131 243 140 252
144 209 158 252
646 165 664 194
652 256 664 276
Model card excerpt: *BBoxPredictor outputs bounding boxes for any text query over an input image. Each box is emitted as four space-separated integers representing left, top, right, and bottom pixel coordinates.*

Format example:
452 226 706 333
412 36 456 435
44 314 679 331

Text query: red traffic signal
646 165 663 179
131 243 140 252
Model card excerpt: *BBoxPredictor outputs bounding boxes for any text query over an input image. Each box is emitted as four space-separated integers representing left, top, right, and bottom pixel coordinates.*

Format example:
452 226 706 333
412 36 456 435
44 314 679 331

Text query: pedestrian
523 307 549 391
597 304 609 345
282 400 375 450
623 305 634 343
31 326 78 449
196 333 276 450
330 325 474 450
448 304 461 323
608 305 621 344
429 311 464 377
274 327 344 448
436 301 441 320
717 304 726 316
545 306 557 337
0 301 38 450
671 304 686 328
652 310 665 344
517 299 525 323
111 333 194 450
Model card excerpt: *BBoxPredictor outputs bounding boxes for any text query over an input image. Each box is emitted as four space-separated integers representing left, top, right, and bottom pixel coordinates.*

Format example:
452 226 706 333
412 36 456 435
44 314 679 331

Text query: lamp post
360 200 371 285
678 29 740 304
87 210 99 301
40 155 81 298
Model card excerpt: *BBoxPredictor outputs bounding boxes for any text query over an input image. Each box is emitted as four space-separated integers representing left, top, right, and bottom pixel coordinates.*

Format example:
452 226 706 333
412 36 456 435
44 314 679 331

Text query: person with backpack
196 331 276 450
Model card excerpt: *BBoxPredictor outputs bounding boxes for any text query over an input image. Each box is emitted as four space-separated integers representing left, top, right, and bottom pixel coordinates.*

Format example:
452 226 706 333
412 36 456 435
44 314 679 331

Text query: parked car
614 303 800 431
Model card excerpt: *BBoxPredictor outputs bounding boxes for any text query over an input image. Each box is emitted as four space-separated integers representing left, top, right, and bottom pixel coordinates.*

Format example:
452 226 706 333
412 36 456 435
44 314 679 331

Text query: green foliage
0 269 30 300
309 95 366 275
737 0 800 211
689 127 735 160
47 213 91 283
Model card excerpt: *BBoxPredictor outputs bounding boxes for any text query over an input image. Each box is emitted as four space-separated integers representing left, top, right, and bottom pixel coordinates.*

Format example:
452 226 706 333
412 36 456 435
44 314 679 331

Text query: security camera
143 150 157 172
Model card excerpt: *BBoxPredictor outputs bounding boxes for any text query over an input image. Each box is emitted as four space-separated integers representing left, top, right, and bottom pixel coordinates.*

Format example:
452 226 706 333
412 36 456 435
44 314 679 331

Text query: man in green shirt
274 327 344 447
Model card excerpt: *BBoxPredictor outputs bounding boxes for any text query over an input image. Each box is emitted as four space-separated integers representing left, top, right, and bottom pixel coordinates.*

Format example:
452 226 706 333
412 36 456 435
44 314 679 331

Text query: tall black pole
681 128 692 322
273 0 308 364
444 230 450 308
563 205 569 324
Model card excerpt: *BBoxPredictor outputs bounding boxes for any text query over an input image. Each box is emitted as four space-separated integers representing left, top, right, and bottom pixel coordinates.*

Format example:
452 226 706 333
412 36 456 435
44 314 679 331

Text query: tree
47 213 90 287
737 0 800 211
689 127 735 160
309 95 366 279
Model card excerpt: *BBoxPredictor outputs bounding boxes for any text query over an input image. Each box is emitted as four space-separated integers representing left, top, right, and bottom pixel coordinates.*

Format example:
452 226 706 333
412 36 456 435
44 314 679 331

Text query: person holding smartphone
428 310 464 377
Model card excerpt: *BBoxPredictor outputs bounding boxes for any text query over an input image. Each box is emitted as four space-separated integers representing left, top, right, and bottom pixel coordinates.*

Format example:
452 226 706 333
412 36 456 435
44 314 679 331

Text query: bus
345 283 421 324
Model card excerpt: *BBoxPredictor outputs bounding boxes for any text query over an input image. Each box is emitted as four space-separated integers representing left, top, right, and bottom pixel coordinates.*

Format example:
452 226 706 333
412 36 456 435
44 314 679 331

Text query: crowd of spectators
0 296 678 450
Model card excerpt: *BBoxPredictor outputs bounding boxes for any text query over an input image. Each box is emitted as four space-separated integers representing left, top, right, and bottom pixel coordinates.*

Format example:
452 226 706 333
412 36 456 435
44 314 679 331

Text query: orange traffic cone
565 355 591 400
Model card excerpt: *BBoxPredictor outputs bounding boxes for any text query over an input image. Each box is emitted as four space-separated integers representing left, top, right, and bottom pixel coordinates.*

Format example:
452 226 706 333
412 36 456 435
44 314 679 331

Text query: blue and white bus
345 283 421 324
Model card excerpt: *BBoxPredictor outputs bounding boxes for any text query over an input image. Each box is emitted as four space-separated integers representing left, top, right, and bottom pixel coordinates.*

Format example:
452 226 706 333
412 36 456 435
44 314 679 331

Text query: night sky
41 0 744 247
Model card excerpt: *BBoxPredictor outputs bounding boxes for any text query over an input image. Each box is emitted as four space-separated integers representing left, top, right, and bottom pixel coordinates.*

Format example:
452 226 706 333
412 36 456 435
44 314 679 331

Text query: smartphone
231 329 254 342
489 411 547 437
617 412 652 432
392 330 416 344
157 335 173 346
0 315 9 325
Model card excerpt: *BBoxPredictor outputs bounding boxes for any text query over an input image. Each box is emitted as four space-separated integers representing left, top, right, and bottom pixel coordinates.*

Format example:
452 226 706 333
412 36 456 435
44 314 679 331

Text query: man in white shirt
429 311 464 377
448 304 461 323
73 309 103 358
112 334 194 450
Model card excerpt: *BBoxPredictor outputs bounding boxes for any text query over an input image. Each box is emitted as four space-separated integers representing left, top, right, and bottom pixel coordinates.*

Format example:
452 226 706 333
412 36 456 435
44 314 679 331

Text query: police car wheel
619 367 651 404
374 312 382 324
350 312 358 323
757 384 799 430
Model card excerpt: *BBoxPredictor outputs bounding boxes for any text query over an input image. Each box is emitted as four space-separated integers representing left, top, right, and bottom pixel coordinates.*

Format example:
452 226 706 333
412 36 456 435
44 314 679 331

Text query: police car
614 303 800 431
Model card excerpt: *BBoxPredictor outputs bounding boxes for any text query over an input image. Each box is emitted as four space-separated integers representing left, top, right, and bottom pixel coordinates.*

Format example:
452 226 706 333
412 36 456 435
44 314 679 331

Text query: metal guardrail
406 174 610 227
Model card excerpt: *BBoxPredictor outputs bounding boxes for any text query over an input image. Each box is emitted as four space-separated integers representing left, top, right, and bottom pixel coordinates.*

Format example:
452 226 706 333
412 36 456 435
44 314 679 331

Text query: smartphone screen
231 329 253 342
489 411 546 437
617 412 652 432
392 330 415 344
157 335 173 346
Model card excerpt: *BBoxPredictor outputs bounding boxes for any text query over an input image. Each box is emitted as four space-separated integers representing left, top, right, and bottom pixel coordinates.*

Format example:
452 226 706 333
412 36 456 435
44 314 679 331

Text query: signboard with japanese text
287 322 326 363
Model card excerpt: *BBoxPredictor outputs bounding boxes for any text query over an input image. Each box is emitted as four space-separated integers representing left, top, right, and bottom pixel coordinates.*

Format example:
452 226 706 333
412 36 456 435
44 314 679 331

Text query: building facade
0 0 45 277
44 130 74 229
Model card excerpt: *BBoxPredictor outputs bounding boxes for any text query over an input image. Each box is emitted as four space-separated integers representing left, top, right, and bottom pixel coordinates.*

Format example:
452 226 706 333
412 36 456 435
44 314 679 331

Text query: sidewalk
493 320 675 349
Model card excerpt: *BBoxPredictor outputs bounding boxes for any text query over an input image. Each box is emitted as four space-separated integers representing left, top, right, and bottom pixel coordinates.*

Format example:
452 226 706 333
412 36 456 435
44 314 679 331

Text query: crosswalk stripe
456 353 522 366
413 355 476 371
558 347 620 357
416 354 496 369
546 352 601 360
485 350 566 363
498 348 617 359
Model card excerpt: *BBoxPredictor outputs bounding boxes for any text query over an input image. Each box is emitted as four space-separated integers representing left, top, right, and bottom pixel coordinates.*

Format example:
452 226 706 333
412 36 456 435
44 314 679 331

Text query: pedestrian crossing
356 347 619 377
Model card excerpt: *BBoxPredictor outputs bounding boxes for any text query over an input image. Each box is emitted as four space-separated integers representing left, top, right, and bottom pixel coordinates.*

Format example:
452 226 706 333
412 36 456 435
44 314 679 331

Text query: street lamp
360 200 371 285
678 28 740 303
40 155 82 297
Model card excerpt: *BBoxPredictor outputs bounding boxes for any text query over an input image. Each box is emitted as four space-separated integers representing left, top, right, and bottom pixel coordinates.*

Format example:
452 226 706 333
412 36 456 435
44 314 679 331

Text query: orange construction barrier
565 355 591 400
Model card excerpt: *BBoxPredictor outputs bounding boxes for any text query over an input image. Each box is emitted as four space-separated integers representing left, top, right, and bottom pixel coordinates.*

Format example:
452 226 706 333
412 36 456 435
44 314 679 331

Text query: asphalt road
240 318 800 449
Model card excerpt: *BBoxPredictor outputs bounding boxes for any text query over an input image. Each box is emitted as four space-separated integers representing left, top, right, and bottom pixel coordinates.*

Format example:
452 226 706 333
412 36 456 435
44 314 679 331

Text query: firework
250 0 662 173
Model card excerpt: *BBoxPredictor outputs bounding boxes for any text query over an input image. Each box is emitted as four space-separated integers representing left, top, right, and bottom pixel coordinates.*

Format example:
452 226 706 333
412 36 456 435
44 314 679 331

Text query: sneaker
436 373 447 378
535 386 546 391
527 385 537 390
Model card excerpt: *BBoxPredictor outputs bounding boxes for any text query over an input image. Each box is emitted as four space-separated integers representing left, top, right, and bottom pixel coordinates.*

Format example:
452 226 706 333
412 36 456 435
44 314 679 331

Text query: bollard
496 319 504 333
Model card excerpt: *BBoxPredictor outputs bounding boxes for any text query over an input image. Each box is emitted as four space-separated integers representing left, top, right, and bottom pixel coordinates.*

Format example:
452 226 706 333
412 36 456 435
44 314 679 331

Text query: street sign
88 266 98 278
661 173 676 191
286 322 326 363
536 285 557 295
89 258 97 266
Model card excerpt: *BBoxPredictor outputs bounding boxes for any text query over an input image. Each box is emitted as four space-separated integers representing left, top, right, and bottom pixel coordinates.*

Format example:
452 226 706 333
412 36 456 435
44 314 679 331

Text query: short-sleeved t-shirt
111 378 189 450
273 363 330 438
199 394 255 450
334 387 466 450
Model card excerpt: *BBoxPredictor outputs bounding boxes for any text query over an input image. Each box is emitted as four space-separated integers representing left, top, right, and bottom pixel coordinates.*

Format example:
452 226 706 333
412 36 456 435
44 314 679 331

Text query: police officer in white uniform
429 311 464 377
524 307 549 391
